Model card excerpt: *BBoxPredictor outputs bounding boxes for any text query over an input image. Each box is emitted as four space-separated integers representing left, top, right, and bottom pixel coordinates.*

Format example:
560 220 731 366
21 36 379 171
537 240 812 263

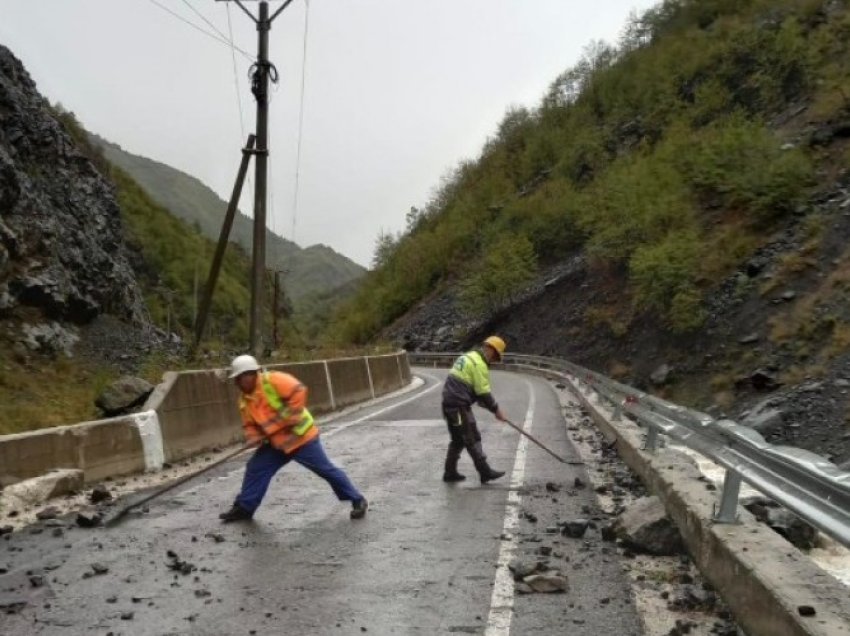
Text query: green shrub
459 235 538 316
630 229 701 313
680 115 812 220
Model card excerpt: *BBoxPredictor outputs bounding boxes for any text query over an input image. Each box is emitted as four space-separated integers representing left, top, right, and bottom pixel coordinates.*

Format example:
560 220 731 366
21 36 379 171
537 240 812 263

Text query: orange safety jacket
239 371 318 454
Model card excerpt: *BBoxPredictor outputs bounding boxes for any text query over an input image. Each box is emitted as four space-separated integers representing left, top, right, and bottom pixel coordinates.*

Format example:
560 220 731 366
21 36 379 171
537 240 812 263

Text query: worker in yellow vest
219 354 368 522
441 336 508 484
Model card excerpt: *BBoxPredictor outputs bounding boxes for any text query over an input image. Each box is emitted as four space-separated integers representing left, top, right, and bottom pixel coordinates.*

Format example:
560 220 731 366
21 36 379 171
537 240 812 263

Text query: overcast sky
1 0 657 267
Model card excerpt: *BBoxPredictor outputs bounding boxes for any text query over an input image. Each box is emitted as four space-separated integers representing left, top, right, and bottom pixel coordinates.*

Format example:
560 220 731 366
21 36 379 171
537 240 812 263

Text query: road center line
485 379 536 636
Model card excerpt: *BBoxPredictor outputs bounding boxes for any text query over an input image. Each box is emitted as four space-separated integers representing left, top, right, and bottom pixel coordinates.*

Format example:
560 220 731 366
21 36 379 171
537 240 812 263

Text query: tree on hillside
459 234 538 316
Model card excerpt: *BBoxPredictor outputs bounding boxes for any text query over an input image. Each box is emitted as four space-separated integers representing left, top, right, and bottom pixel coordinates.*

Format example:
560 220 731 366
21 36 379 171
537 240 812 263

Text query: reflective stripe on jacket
239 371 318 453
442 350 498 413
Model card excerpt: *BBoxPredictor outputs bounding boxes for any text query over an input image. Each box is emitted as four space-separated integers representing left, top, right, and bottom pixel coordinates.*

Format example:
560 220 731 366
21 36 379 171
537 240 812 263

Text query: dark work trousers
442 405 491 476
235 437 363 514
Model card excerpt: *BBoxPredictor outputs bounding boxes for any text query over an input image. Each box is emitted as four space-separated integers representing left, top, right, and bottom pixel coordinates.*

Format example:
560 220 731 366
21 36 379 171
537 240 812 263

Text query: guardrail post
713 469 742 524
643 427 660 451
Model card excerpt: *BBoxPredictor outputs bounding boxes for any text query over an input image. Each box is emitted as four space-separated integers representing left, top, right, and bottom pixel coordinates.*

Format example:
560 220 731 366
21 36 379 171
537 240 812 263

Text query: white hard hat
228 354 260 379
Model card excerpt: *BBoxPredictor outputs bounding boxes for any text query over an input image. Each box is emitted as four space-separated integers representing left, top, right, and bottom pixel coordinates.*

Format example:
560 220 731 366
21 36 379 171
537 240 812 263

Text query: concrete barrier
527 366 850 636
368 353 408 396
145 370 243 464
268 361 335 414
0 415 146 486
0 352 412 487
326 357 375 408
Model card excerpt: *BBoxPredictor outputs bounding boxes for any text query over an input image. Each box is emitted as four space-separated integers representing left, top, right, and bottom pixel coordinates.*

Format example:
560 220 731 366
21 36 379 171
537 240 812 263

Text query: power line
224 2 254 205
290 0 310 244
225 3 248 142
180 0 233 44
146 0 254 61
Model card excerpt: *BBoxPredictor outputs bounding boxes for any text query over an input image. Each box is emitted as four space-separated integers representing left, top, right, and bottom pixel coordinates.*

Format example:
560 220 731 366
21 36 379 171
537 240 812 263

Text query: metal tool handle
105 443 253 526
502 418 583 465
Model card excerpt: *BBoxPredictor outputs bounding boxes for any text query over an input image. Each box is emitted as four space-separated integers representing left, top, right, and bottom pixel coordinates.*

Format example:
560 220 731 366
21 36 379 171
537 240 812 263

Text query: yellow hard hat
483 336 506 360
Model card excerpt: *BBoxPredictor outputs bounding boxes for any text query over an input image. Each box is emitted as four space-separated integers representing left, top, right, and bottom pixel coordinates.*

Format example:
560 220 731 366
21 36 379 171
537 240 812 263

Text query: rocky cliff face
0 45 147 350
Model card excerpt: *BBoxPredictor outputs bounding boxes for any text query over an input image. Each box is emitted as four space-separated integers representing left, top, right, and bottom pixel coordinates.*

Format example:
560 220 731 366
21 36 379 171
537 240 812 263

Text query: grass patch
0 351 118 435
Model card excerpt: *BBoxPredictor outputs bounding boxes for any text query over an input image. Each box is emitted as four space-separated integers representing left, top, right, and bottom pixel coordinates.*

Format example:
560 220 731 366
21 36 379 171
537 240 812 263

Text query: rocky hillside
92 136 365 301
338 0 850 466
0 44 149 352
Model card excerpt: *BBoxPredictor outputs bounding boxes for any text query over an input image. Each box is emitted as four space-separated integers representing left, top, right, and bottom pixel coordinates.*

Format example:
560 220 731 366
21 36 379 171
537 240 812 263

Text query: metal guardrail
409 351 850 548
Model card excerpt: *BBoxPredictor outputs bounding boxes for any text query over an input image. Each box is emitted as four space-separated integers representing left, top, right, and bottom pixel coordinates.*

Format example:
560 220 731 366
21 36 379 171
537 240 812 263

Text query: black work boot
470 442 505 484
219 503 253 523
479 467 506 484
443 445 466 482
350 498 368 520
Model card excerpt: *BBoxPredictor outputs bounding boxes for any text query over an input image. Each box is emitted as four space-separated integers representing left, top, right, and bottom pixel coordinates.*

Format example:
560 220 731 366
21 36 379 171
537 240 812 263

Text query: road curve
0 369 642 635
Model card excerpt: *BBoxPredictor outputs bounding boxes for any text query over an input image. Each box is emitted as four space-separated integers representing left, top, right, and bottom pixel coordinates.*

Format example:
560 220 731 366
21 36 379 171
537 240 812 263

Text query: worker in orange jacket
219 354 368 522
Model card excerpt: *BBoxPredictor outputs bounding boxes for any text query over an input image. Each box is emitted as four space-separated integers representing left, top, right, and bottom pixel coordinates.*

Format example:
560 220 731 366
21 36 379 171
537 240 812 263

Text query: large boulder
613 496 685 556
95 376 154 415
744 500 818 550
1 469 83 506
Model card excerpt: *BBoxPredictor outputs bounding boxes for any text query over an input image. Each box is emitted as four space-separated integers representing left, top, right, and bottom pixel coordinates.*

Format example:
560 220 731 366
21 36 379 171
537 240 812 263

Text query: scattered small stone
561 519 589 539
573 477 585 489
120 611 134 620
106 596 117 604
523 573 568 593
35 506 59 521
194 590 211 598
166 551 196 575
0 526 12 536
508 559 541 581
521 511 538 523
738 333 760 345
91 563 109 575
29 575 45 588
537 546 552 557
798 605 816 617
205 533 226 543
89 485 113 504
545 482 561 493
76 513 102 528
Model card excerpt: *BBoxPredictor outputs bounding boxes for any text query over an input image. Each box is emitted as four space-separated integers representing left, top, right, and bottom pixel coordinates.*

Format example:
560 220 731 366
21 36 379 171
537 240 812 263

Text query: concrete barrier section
0 352 412 487
368 353 407 396
326 357 375 408
268 361 335 415
0 416 146 485
147 370 243 463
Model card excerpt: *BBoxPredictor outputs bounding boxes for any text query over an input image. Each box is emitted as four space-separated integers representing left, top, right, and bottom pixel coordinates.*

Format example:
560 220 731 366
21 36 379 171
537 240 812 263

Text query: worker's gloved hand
495 408 507 422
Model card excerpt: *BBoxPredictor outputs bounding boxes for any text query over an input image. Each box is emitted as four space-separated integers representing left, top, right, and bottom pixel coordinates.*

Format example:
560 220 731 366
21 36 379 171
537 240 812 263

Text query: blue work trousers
235 437 363 513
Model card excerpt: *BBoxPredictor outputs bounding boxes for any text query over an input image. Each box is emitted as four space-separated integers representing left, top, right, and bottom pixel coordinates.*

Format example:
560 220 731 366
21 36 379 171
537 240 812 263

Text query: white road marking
322 375 442 438
367 419 445 427
486 379 536 636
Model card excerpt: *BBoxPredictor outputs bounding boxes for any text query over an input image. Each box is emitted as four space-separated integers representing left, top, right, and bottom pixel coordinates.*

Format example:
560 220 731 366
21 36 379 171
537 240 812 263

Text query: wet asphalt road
1 370 643 635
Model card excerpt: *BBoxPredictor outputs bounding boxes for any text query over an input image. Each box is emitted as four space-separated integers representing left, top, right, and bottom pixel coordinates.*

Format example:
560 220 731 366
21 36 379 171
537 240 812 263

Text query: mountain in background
91 135 365 301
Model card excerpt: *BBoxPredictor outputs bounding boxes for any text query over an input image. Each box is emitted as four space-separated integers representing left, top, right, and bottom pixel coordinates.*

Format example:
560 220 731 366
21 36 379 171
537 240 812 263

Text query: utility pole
249 0 271 358
214 0 297 356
